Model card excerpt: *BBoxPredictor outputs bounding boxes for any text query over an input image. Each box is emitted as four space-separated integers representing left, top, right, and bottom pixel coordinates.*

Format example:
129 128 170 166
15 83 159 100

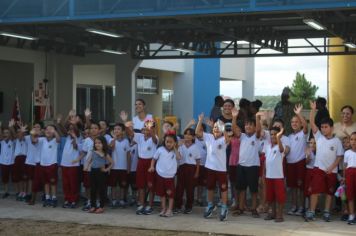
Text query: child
84 136 113 213
125 119 158 215
196 113 232 221
61 124 81 208
286 104 308 216
344 132 356 224
304 137 316 211
149 132 181 217
128 142 139 206
13 125 28 201
175 128 200 214
263 127 285 222
35 125 60 207
195 124 208 206
0 124 15 198
305 101 344 222
108 123 131 208
228 122 240 210
234 111 262 218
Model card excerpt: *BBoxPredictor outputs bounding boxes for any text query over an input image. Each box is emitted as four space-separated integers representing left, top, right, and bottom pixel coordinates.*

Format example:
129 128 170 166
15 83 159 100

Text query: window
136 75 158 94
162 89 174 117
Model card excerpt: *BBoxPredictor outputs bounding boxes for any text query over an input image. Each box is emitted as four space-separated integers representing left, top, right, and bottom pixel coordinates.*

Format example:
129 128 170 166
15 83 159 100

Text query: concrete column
242 57 255 100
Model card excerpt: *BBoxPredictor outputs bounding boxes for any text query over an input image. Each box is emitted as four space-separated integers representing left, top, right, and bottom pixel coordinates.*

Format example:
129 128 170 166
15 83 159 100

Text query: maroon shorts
228 165 237 184
24 164 36 180
0 164 12 184
108 169 128 188
265 178 286 204
82 171 90 188
136 158 154 190
206 168 228 192
41 164 58 184
304 168 314 197
129 172 137 190
259 154 266 177
12 155 26 182
32 163 43 192
155 174 175 198
346 168 356 200
198 166 207 186
286 159 305 189
310 167 337 195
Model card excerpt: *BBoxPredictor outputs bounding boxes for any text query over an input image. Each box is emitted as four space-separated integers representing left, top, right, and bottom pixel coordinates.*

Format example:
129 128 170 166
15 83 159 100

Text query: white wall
220 58 248 81
140 59 185 73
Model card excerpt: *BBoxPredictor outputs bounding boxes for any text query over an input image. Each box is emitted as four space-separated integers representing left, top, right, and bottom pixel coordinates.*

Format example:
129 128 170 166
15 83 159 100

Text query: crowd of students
0 98 356 225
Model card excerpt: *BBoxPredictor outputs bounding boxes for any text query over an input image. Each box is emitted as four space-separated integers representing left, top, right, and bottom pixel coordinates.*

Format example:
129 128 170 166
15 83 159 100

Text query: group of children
0 99 356 225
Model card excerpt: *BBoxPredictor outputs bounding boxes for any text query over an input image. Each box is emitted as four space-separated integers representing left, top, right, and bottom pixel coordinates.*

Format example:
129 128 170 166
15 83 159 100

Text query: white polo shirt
25 135 41 165
0 140 15 165
39 137 59 166
314 131 344 173
178 143 200 166
344 149 356 169
133 133 157 159
82 137 94 167
287 130 307 164
133 114 153 130
306 151 316 169
130 144 139 172
195 138 207 166
61 136 81 167
263 132 290 152
112 138 131 170
203 132 227 172
14 139 27 157
153 146 177 178
264 144 284 179
238 133 260 167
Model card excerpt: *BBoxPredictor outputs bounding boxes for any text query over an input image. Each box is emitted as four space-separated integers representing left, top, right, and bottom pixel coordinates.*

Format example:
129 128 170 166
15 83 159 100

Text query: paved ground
0 198 354 236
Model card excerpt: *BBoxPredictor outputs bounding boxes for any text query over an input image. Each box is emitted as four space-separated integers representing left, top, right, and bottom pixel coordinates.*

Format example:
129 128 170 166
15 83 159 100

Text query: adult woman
333 105 356 140
120 99 153 132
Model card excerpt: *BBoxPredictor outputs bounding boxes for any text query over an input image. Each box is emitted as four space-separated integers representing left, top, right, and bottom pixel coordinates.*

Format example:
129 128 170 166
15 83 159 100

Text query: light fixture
222 40 250 45
0 32 38 40
344 42 356 49
303 19 326 31
86 28 122 38
101 49 126 55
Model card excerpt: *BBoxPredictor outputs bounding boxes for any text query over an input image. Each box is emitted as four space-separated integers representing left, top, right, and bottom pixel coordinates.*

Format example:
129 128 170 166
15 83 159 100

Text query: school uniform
304 151 315 197
61 136 81 203
153 146 177 198
24 135 42 192
39 137 59 185
228 137 240 184
344 149 356 200
195 138 207 187
310 131 344 195
133 133 157 190
12 138 27 183
175 143 200 209
108 138 131 188
81 137 94 188
0 140 15 184
128 144 138 191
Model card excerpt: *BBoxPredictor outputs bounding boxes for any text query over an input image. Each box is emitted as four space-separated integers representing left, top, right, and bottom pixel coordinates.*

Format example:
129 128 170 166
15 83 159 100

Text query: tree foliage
255 96 280 110
289 72 318 108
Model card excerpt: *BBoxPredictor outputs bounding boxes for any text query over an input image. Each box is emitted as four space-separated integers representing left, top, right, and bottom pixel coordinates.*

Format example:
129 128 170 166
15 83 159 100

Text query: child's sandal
232 209 244 216
88 207 96 213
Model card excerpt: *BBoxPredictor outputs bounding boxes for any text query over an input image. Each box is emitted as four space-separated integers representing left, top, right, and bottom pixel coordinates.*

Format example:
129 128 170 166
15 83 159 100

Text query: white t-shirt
61 136 81 167
112 138 131 170
195 138 207 166
153 146 177 178
314 131 344 173
39 137 59 166
133 114 153 130
82 137 94 167
203 133 227 172
133 133 157 159
104 134 113 145
25 135 41 165
306 151 316 169
178 143 200 166
0 140 15 165
344 149 356 169
238 133 260 167
264 144 284 179
14 139 27 157
287 130 307 163
263 132 291 152
130 144 139 172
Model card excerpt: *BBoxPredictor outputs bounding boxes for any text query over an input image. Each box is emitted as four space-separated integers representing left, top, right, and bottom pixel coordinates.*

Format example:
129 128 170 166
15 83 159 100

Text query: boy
305 101 344 222
0 124 15 198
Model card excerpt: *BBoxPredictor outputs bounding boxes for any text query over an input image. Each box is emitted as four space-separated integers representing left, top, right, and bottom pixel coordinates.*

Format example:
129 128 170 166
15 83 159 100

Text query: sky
220 40 328 98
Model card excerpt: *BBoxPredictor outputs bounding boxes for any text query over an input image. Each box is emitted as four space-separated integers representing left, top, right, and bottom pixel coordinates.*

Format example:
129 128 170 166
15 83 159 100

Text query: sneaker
164 210 173 217
70 202 77 208
204 205 216 218
159 210 166 217
82 204 91 211
287 207 297 215
184 208 192 214
119 200 127 208
347 218 356 225
341 214 349 221
41 194 46 202
323 212 332 222
51 198 58 208
2 192 10 199
294 207 304 216
15 192 21 201
136 205 144 215
143 206 154 215
173 208 182 214
110 200 118 209
219 208 228 221
43 199 51 207
305 211 315 221
62 201 70 208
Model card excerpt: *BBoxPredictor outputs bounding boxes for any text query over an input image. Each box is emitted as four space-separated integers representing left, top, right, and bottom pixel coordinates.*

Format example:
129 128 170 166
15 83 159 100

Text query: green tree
289 72 318 108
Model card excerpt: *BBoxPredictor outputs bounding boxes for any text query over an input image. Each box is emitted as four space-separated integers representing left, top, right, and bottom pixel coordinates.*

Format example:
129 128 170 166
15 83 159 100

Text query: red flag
12 95 21 122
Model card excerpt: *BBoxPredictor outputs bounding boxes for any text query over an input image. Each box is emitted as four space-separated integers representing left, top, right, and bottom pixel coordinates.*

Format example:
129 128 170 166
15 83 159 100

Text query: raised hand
56 113 63 124
294 104 303 115
125 121 133 128
8 119 15 128
198 113 204 122
232 108 239 118
277 127 284 138
68 109 76 117
19 124 28 133
84 108 92 118
204 118 214 128
187 119 196 127
120 110 128 122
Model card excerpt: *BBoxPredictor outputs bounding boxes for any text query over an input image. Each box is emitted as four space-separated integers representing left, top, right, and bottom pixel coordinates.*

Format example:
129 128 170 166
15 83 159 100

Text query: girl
149 132 181 217
304 137 316 212
84 136 113 213
228 123 240 211
61 124 81 208
175 128 200 214
344 132 356 225
0 122 15 199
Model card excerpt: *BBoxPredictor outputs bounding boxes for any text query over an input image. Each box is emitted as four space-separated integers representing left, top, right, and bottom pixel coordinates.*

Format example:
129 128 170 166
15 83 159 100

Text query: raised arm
183 119 196 133
195 113 204 138
231 108 241 137
276 128 285 154
294 104 308 134
124 121 134 139
309 101 318 134
255 112 262 139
